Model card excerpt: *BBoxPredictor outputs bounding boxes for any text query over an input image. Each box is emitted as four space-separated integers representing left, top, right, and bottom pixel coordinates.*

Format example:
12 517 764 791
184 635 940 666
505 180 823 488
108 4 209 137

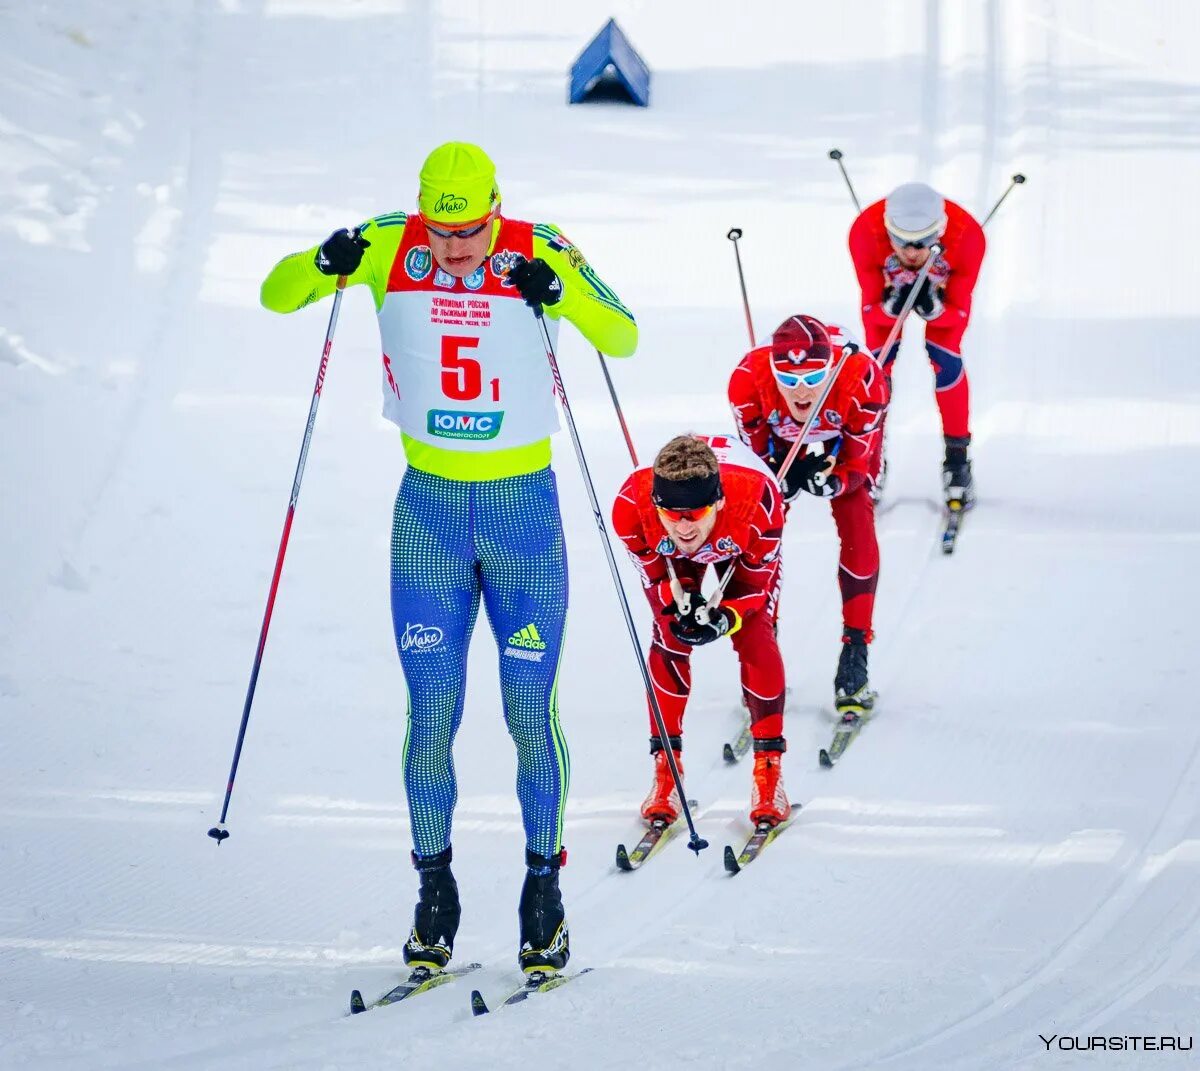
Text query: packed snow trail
3 2 1199 1068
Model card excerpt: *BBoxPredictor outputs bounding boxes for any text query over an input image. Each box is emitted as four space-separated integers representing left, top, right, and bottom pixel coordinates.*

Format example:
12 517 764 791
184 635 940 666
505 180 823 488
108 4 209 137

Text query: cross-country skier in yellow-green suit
261 142 637 975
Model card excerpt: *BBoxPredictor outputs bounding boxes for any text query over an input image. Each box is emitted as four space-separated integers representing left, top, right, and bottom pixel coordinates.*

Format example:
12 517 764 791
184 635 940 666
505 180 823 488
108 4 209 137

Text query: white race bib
377 287 560 450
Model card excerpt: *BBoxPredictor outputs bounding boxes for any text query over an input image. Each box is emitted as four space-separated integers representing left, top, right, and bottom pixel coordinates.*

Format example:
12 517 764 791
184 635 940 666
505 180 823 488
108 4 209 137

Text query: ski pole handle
807 439 842 488
726 228 756 346
828 148 862 213
981 173 1026 228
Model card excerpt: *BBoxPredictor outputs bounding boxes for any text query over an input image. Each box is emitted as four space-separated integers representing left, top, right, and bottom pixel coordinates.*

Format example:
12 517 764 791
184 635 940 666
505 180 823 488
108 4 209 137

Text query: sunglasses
423 213 494 240
887 228 939 250
656 503 716 524
775 365 829 389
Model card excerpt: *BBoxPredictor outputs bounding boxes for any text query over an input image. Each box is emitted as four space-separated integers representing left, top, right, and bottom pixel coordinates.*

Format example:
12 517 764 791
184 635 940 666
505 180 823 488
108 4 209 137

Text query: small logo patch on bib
427 409 504 440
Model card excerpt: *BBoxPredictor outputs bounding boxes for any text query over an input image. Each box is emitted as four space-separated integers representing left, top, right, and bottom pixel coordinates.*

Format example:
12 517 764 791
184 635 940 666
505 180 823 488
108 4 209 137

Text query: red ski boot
749 739 791 826
640 737 684 823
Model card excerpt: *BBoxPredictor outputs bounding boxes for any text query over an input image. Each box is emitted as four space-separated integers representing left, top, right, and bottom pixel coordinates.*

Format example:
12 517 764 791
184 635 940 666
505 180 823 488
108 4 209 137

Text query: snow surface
3 1 1200 1068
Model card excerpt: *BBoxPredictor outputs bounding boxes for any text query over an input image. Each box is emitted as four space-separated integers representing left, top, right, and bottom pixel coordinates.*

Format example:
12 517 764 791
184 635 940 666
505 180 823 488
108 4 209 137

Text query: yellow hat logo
434 193 468 215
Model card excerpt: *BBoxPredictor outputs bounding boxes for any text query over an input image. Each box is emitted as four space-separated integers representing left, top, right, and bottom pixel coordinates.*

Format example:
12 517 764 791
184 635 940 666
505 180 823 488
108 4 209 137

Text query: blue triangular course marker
569 18 650 107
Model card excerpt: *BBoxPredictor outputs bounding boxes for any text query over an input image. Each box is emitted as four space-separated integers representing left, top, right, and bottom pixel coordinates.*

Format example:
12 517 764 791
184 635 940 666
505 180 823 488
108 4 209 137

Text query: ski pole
208 276 348 844
981 173 1026 228
595 349 640 469
594 349 691 612
827 148 862 213
536 312 708 856
726 228 756 346
778 244 942 485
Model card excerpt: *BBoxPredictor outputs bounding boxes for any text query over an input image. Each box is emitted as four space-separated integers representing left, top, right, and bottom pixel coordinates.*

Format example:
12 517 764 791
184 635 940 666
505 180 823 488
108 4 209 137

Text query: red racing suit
727 324 887 637
612 435 786 743
849 198 985 439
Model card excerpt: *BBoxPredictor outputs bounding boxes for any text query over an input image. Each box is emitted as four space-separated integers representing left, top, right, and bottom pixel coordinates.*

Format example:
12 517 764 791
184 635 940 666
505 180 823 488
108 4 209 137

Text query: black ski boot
403 846 460 972
518 848 569 975
835 627 877 715
942 435 975 509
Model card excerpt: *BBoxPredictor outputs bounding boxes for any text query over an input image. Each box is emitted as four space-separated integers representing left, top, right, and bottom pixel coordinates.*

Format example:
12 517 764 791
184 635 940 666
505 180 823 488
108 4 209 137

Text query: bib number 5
441 335 500 402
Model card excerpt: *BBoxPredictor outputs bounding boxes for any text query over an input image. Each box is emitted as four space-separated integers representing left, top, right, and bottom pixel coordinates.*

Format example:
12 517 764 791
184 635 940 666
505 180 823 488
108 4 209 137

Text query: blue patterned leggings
390 466 570 861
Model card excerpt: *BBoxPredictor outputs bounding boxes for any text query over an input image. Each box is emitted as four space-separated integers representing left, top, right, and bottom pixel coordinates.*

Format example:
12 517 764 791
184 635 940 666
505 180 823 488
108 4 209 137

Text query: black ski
724 689 790 763
724 815 795 873
470 968 593 1015
941 499 967 554
722 712 753 763
616 818 672 871
350 961 482 1015
615 799 698 871
819 710 869 768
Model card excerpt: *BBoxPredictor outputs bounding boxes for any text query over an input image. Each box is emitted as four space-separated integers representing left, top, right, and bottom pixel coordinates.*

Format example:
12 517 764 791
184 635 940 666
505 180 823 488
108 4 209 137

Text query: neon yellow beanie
418 142 500 223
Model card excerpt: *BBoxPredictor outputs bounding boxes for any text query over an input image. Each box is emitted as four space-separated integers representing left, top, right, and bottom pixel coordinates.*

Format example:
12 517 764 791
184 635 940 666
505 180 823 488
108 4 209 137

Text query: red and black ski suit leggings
647 560 785 743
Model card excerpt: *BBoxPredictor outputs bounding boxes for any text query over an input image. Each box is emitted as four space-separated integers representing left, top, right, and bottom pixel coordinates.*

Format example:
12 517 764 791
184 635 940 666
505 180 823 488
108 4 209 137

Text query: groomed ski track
3 2 1199 1068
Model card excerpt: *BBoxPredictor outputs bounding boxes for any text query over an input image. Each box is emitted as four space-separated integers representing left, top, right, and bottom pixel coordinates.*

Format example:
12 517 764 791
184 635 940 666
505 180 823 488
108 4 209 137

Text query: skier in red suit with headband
612 433 790 828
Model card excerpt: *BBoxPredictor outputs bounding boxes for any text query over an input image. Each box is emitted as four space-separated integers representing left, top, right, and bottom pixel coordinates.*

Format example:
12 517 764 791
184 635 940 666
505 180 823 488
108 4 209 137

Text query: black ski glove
882 282 913 318
315 228 370 276
913 278 944 320
669 605 735 647
803 471 842 498
508 257 563 307
779 448 833 502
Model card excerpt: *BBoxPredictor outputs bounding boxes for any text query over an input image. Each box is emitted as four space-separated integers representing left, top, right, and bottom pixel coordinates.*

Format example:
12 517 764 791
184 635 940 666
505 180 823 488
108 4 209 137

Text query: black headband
652 471 722 510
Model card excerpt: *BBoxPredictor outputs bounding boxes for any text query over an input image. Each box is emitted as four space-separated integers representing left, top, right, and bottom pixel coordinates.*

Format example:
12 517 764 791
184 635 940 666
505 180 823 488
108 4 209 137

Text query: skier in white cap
848 182 985 507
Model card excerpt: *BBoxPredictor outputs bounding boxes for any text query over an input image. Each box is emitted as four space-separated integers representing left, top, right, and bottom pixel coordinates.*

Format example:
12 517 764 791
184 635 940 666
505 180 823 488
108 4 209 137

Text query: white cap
884 182 947 241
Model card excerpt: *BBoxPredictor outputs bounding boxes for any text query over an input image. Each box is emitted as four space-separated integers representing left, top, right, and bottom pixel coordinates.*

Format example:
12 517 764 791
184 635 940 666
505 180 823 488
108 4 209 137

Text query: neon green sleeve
532 224 638 358
261 216 639 362
259 213 410 314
